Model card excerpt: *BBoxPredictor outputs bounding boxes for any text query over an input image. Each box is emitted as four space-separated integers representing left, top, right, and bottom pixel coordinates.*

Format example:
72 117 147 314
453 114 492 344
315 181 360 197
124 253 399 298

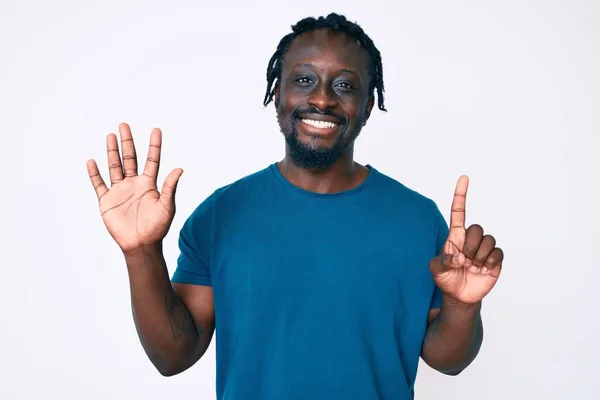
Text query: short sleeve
171 194 215 286
430 203 449 309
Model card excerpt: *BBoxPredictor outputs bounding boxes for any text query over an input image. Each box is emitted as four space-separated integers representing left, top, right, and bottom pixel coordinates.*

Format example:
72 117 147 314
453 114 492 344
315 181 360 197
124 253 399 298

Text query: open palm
87 123 183 253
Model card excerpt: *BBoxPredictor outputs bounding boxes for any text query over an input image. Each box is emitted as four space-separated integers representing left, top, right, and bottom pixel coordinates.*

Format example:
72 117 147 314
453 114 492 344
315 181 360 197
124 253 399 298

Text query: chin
284 129 347 171
295 133 338 152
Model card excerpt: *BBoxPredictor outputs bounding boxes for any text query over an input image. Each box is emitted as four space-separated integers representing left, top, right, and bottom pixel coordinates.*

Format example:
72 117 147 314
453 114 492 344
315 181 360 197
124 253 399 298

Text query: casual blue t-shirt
172 163 449 400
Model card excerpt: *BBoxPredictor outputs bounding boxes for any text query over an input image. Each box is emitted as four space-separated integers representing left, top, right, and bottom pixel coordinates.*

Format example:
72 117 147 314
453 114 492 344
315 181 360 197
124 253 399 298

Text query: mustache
291 107 347 126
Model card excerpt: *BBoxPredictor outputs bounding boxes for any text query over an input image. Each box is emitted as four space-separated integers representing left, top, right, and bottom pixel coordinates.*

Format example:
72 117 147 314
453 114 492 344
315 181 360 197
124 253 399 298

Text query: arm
125 242 215 376
421 176 503 375
421 295 483 375
86 123 215 376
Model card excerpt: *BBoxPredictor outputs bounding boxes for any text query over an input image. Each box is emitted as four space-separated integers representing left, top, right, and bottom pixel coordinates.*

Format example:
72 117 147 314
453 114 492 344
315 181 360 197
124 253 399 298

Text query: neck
277 149 369 194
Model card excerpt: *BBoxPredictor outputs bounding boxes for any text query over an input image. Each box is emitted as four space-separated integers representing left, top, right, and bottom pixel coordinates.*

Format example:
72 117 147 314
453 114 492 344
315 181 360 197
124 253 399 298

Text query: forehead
282 29 370 75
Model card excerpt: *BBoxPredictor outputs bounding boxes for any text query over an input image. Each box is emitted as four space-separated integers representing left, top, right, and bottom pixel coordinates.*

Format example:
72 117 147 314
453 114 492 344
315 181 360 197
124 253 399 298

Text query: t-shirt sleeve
430 203 449 309
171 194 215 286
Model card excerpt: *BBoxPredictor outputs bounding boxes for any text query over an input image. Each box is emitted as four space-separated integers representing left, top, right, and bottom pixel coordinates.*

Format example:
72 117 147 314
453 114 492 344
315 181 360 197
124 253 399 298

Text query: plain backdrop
1 0 598 399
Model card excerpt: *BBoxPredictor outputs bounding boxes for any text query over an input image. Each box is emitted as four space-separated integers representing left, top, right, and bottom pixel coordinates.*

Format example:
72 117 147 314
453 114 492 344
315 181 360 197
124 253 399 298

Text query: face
274 29 375 170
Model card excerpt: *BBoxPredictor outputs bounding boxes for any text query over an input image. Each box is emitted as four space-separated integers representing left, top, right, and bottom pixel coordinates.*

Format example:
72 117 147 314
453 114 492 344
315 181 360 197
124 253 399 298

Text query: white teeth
301 119 338 129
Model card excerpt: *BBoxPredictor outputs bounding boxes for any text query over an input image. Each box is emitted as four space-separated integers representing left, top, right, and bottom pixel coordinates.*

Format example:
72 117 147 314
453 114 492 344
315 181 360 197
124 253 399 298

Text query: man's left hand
430 176 504 304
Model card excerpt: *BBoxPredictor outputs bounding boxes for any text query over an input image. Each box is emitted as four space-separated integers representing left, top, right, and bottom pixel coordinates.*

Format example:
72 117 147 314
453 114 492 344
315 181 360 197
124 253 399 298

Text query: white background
1 0 598 399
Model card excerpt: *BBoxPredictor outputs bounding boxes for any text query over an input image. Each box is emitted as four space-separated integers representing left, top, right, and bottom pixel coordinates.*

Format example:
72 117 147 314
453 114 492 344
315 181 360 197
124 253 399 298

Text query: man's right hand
87 123 184 254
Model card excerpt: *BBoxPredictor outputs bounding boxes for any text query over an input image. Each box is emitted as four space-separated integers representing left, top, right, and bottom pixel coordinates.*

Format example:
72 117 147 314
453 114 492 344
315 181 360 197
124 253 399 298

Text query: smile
300 119 339 129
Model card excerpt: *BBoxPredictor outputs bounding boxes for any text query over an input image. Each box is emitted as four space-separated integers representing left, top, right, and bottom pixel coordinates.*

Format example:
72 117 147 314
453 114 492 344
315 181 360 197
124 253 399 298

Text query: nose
307 84 338 111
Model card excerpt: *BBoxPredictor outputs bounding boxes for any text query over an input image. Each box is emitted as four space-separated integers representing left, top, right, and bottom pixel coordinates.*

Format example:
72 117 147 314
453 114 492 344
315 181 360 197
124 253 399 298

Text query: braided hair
263 13 386 112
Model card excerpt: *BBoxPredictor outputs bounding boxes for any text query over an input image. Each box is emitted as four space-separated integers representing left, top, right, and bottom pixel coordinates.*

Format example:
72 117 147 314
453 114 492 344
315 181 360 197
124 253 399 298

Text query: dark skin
87 28 503 379
87 124 215 376
423 175 504 375
273 29 504 375
273 29 374 194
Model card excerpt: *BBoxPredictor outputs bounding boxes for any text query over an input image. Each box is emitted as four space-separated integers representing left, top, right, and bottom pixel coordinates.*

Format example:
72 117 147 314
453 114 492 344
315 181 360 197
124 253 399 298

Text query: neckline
268 162 376 198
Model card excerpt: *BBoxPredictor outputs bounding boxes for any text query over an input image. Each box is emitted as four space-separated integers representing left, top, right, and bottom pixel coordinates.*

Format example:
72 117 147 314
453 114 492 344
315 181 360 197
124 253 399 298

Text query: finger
143 128 162 181
86 159 109 200
463 224 484 260
473 234 496 268
119 122 138 178
449 175 469 233
160 168 184 209
482 247 504 276
430 253 466 276
106 133 123 185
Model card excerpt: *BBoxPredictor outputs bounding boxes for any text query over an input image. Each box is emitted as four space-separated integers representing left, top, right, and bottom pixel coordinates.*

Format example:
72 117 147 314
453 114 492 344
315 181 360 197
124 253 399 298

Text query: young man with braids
87 12 504 400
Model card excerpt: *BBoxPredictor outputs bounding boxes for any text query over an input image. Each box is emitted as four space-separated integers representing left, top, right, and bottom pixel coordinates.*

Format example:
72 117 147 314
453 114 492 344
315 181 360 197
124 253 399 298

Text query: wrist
122 242 163 260
441 294 481 319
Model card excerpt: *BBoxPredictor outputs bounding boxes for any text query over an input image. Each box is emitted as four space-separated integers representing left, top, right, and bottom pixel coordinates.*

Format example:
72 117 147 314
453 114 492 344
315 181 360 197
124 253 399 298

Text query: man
87 13 503 400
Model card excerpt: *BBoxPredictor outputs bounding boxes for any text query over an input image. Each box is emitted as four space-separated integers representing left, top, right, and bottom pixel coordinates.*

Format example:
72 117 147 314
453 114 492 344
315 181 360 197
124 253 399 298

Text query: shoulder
185 164 274 221
369 167 449 251
369 167 442 216
211 164 274 207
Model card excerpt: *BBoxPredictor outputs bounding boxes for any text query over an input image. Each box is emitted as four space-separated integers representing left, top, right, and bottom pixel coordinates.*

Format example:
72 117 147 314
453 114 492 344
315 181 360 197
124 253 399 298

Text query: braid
263 13 387 112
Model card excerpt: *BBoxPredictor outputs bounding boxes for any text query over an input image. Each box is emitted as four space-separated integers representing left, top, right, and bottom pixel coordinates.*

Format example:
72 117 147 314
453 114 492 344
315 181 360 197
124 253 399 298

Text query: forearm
124 243 202 376
421 295 483 375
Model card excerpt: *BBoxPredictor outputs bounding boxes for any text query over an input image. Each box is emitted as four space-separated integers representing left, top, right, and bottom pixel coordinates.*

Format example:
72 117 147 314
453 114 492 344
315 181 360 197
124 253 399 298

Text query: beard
277 104 363 171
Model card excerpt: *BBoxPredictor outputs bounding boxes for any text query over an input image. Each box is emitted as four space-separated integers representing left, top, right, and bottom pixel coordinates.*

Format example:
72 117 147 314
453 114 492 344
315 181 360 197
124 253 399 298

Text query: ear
363 95 375 124
273 81 281 107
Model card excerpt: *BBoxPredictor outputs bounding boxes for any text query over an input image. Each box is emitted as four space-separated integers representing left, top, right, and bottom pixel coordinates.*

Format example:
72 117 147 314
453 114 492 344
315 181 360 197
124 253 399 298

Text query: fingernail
482 267 489 274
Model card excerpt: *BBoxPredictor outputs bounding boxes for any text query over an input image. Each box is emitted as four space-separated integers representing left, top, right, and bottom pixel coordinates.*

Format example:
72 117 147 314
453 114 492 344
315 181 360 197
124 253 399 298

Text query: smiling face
274 29 375 170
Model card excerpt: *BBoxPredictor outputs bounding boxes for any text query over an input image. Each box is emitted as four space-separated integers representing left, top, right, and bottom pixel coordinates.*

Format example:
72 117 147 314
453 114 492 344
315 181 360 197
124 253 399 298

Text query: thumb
160 168 184 207
430 253 465 275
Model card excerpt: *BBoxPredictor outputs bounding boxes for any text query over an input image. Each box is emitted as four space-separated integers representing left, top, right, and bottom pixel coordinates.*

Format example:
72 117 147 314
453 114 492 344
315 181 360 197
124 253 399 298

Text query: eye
295 77 314 85
336 81 355 90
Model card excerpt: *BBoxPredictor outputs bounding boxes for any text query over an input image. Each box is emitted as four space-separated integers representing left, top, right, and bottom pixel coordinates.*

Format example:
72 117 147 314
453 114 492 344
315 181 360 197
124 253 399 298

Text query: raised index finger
449 175 469 231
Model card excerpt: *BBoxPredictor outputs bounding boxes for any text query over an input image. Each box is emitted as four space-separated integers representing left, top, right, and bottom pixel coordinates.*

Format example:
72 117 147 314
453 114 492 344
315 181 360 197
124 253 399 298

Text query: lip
298 118 340 136
297 114 341 124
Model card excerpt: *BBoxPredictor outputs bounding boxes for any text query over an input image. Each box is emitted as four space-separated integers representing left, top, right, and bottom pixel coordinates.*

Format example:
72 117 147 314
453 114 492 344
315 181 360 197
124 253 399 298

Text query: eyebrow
293 63 358 76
